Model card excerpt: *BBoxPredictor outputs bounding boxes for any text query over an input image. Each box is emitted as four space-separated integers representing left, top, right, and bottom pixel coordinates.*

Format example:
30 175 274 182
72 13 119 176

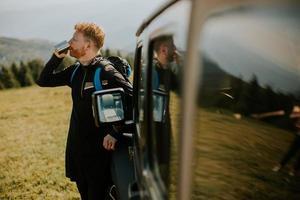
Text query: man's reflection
152 35 180 186
153 35 180 91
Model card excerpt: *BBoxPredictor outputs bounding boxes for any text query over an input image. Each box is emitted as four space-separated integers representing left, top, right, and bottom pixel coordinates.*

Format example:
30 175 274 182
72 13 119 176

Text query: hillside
0 37 53 65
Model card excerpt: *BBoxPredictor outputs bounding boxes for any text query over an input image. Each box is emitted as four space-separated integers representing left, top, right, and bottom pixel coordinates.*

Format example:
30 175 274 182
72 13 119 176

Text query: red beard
70 47 86 59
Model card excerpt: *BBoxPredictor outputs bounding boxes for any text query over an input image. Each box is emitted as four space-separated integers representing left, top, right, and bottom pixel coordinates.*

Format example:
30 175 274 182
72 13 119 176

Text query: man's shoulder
93 61 123 81
103 64 115 72
92 57 128 82
92 57 114 71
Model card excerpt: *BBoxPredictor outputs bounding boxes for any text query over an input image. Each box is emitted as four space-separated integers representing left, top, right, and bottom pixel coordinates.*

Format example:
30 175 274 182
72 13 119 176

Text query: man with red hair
37 22 132 199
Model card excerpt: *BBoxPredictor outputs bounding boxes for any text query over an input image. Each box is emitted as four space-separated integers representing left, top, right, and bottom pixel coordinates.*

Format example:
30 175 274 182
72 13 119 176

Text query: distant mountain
202 34 300 95
0 37 54 65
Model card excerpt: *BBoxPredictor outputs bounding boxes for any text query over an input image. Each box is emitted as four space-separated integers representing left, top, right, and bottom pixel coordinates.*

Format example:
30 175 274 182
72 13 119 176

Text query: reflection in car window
151 34 180 185
195 5 300 199
139 1 190 198
135 46 150 170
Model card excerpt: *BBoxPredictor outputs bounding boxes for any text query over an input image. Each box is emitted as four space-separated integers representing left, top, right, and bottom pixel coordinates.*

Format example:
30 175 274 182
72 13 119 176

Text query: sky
0 0 165 50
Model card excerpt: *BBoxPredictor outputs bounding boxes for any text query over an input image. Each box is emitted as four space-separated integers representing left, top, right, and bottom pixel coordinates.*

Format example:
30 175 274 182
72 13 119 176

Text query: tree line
199 58 300 130
0 59 44 90
0 57 75 90
0 48 134 90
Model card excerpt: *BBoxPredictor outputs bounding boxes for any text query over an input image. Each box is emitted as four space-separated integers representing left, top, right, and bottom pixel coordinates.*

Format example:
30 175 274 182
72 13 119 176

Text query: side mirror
138 89 168 123
153 90 168 123
92 88 125 126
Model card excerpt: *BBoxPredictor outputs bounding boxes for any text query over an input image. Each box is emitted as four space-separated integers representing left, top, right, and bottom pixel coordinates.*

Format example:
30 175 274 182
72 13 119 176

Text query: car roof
136 0 177 37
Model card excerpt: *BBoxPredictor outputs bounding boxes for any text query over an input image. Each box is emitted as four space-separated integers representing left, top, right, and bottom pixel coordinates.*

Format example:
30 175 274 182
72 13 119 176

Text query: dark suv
102 0 300 199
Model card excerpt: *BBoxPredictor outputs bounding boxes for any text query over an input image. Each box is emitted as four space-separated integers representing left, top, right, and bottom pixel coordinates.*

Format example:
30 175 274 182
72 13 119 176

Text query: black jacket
37 54 133 181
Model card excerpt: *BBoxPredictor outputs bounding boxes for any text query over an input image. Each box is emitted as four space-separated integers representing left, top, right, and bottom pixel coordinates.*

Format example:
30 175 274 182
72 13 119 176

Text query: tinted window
146 1 191 198
135 45 150 169
194 5 300 199
150 34 181 189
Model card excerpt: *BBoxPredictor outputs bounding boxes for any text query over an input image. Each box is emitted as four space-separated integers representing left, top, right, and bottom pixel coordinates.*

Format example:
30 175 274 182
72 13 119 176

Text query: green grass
0 86 79 199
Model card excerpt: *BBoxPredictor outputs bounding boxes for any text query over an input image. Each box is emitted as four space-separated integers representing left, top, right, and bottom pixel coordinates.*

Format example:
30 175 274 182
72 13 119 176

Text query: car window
195 4 300 199
147 1 191 198
134 45 152 170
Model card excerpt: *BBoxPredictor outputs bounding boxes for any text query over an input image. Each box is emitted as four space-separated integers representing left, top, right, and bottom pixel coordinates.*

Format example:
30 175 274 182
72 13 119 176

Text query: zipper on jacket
81 68 87 98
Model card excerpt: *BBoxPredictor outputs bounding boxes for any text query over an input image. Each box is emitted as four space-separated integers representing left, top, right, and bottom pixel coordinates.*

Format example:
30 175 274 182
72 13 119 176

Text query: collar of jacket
79 55 105 69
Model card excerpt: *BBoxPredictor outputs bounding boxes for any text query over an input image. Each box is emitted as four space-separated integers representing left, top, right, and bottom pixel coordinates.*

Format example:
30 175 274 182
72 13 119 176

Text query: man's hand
103 134 117 151
54 50 69 59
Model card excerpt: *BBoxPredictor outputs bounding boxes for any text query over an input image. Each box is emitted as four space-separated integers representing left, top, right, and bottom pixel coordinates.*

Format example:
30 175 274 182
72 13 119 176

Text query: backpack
107 56 131 81
70 56 132 90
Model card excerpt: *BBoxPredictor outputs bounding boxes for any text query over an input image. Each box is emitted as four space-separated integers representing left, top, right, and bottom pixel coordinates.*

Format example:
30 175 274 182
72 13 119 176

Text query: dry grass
1 86 300 200
0 86 79 200
167 92 300 200
192 108 300 200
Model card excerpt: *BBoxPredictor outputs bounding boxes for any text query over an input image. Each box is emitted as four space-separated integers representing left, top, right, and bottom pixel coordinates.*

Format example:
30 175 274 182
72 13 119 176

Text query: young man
37 22 132 199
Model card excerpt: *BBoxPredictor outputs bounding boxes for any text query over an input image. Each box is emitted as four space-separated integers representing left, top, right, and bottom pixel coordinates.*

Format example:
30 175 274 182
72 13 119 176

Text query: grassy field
166 92 300 200
0 86 80 199
1 86 300 199
192 108 300 200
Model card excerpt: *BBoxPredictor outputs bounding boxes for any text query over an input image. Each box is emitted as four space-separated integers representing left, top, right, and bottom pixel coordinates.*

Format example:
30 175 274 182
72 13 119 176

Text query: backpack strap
70 59 120 91
126 65 132 78
93 60 112 91
153 67 160 90
70 62 80 83
94 67 102 91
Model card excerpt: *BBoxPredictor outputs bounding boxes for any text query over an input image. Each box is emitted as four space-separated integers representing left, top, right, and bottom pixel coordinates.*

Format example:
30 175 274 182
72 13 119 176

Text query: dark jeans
76 180 108 200
75 157 112 200
280 135 300 171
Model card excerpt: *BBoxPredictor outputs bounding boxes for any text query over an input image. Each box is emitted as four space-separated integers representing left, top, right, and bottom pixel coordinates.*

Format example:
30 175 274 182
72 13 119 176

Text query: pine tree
105 48 111 57
265 85 278 111
0 80 4 90
27 59 44 81
19 61 34 87
0 65 19 88
10 63 21 87
234 80 251 115
230 76 243 112
0 66 4 89
248 75 260 113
